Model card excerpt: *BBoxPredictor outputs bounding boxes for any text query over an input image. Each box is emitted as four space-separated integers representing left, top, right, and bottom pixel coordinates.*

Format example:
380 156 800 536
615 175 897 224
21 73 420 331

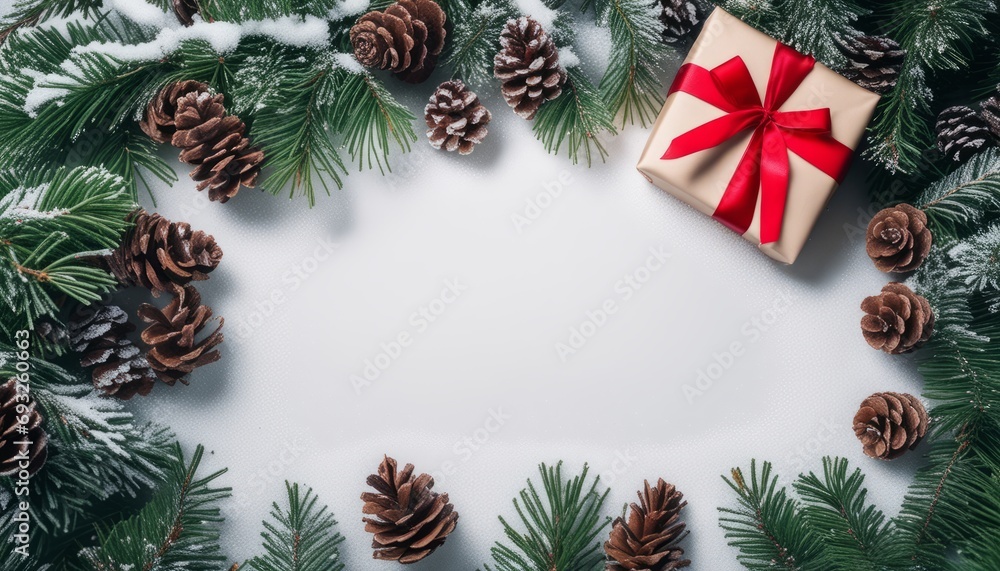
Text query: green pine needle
245 482 345 571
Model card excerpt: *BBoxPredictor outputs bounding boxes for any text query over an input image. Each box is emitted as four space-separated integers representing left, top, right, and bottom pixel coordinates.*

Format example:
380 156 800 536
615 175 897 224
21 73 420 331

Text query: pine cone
0 378 48 477
140 81 210 144
361 456 458 564
107 209 223 296
658 0 704 46
350 0 447 84
860 282 934 355
68 304 157 400
865 204 932 273
980 89 1000 138
138 285 224 386
834 34 905 94
936 105 994 162
606 479 690 571
494 16 567 120
172 90 264 203
172 0 199 26
425 80 491 155
853 392 928 460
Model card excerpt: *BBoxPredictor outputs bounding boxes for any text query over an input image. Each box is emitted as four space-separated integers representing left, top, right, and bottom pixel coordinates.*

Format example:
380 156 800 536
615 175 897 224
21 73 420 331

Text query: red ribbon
661 43 853 244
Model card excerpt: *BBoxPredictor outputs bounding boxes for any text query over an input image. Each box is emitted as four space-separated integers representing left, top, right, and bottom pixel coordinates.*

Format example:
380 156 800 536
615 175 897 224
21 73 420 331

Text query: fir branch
245 482 345 571
83 444 230 571
533 68 616 166
719 460 821 571
793 457 906 570
593 0 667 127
773 0 867 69
444 0 515 86
916 149 1000 238
948 226 1000 296
484 462 610 571
0 0 105 44
716 0 782 38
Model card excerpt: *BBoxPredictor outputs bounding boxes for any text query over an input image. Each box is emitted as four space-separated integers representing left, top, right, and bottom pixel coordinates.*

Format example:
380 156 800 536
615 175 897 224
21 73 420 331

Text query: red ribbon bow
661 43 853 244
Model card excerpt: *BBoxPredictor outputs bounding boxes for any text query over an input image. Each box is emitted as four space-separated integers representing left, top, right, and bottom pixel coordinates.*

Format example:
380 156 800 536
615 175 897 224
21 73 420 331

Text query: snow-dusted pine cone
865 203 932 273
69 304 157 400
860 282 934 355
936 105 994 162
350 0 447 83
425 80 491 155
854 392 928 460
658 0 705 46
494 16 566 120
980 88 1000 138
834 34 905 94
139 80 210 144
172 0 199 26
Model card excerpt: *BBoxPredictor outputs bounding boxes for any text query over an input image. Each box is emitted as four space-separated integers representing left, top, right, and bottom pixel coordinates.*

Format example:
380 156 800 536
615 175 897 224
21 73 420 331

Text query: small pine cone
350 0 447 84
494 16 567 120
172 0 199 26
936 105 994 162
173 91 264 203
34 318 68 347
107 209 223 296
834 34 905 94
138 285 224 386
606 479 690 571
0 378 48 477
854 392 929 460
658 0 704 46
425 80 491 155
980 89 1000 138
860 282 934 355
361 456 458 564
866 204 932 273
68 304 157 400
140 80 210 144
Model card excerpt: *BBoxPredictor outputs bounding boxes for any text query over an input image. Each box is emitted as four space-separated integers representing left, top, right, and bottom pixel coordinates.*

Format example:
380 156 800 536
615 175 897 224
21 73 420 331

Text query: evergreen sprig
916 148 1000 238
82 444 230 571
774 0 866 69
484 462 610 571
245 482 345 571
444 0 515 86
533 68 616 166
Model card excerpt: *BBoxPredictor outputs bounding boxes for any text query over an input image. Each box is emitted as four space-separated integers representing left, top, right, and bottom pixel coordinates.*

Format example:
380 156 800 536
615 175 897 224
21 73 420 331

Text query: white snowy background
2 1 927 569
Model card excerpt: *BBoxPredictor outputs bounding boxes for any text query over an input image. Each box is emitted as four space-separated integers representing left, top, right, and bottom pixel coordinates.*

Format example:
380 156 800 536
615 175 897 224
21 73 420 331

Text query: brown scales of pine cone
605 479 690 571
350 0 446 83
425 80 491 155
865 203 931 273
361 455 458 564
854 392 929 460
936 105 995 163
138 285 224 386
835 34 905 95
860 282 934 355
69 304 157 400
0 378 48 477
107 209 223 296
140 80 210 144
494 16 566 120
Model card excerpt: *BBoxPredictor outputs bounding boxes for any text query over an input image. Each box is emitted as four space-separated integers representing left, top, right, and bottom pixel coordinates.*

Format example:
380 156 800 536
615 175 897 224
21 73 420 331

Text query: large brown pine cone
361 456 458 564
108 209 223 295
853 392 928 460
350 0 447 84
865 204 932 273
834 34 905 95
606 479 690 571
425 80 491 155
0 378 48 477
69 304 157 400
494 16 567 120
140 81 210 144
860 282 934 354
138 285 224 386
658 0 705 46
173 90 264 203
107 209 222 296
936 105 995 163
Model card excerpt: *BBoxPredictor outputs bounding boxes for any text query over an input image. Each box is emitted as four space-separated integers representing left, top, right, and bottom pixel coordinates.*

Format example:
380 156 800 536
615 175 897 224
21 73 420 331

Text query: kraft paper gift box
637 7 880 264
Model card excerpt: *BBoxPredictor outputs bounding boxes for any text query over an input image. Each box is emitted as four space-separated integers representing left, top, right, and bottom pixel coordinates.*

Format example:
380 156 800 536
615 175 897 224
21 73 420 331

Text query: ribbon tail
713 126 764 235
759 123 790 244
662 109 763 160
783 130 854 183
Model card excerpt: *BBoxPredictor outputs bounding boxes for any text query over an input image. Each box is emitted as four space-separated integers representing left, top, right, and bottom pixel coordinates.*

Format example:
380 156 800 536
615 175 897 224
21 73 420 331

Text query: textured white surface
0 3 925 565
125 84 924 569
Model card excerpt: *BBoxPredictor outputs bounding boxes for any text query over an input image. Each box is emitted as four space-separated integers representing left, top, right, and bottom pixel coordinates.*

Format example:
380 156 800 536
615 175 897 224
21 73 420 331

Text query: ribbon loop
660 42 853 244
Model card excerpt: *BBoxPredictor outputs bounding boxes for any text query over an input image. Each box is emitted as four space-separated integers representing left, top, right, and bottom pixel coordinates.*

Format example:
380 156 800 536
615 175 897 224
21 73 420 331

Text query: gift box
637 7 880 264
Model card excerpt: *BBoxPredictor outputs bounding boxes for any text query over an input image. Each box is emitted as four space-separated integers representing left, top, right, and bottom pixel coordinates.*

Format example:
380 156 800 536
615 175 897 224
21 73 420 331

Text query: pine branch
716 0 782 38
245 482 345 571
948 225 1000 296
484 462 610 571
793 457 906 570
0 0 105 44
594 0 667 127
719 460 821 571
533 68 616 166
773 0 867 69
444 0 515 86
83 444 230 571
916 149 1000 238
